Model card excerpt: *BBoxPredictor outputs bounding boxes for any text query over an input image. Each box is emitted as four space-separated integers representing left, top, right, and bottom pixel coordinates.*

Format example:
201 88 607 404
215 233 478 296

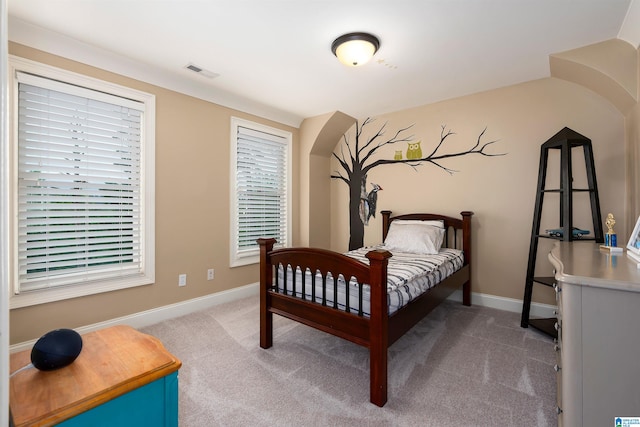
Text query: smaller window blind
16 72 144 293
234 125 289 260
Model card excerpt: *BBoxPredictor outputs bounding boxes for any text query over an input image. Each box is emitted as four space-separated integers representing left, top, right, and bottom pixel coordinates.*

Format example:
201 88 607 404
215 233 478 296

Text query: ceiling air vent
185 63 219 79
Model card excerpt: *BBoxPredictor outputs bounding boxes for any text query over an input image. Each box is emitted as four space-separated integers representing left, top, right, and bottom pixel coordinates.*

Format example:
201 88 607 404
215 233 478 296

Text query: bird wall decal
359 183 383 226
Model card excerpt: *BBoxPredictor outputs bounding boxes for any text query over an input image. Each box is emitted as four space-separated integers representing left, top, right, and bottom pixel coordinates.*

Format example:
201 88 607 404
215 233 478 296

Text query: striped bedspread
275 246 464 316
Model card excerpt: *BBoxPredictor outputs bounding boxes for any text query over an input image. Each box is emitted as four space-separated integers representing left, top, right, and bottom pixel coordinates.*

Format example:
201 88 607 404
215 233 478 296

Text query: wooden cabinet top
549 241 640 292
10 325 181 427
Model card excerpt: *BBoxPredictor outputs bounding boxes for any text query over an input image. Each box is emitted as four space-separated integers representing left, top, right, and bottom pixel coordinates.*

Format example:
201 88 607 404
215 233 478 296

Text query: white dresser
549 241 640 427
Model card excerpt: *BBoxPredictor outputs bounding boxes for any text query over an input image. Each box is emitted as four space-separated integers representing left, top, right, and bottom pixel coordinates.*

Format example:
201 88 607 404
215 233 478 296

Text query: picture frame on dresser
626 215 640 263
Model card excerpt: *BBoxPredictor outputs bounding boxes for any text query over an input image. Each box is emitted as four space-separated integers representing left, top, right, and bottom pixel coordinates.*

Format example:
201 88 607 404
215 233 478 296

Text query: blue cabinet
60 372 179 427
10 325 181 427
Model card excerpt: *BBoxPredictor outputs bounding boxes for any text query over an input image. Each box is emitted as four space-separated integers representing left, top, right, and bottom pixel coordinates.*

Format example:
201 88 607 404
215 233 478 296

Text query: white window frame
230 117 291 267
8 56 156 308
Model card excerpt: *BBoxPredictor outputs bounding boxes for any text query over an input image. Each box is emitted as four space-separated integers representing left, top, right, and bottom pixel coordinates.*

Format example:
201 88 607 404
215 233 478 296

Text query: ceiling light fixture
331 32 380 67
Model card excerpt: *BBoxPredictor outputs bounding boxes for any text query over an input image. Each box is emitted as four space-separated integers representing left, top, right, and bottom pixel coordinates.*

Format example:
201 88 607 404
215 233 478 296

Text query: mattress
275 246 464 316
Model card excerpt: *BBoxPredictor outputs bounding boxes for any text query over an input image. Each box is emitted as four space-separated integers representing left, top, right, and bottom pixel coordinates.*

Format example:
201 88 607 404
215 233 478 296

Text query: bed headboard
380 210 473 265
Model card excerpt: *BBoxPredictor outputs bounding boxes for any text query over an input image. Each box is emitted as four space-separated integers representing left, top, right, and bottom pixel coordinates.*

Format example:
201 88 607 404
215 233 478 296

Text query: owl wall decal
406 141 423 160
393 150 402 160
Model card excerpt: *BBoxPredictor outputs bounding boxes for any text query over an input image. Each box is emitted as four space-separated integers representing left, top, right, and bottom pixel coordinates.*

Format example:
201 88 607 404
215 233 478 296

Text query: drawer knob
557 406 563 415
554 344 560 352
554 364 561 372
554 322 560 331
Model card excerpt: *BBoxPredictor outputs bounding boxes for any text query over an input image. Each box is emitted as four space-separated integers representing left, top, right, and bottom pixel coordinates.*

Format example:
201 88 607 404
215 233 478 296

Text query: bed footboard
257 238 392 405
258 238 392 346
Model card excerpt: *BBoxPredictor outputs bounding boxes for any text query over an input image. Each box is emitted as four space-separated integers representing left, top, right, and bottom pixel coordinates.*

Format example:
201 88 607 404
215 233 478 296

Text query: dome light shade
331 32 380 67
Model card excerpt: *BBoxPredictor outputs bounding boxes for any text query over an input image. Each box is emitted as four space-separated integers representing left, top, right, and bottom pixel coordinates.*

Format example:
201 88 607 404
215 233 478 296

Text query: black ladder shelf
520 127 604 338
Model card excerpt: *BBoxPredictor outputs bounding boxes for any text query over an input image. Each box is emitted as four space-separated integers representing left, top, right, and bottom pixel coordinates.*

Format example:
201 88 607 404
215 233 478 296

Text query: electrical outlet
207 269 214 280
178 274 187 286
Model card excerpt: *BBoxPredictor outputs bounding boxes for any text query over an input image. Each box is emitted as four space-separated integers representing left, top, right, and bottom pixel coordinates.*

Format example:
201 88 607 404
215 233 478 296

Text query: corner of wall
550 39 637 115
298 112 355 248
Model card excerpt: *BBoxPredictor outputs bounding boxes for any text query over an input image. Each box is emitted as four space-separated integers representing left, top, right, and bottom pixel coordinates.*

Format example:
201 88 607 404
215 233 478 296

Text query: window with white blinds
9 57 155 308
230 117 291 267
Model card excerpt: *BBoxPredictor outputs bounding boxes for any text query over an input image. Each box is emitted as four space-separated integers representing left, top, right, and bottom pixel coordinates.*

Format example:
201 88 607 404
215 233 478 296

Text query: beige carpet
141 296 556 426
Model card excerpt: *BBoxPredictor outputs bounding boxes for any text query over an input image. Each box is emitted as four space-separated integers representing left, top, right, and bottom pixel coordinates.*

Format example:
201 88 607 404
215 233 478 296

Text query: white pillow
383 222 445 255
391 219 444 228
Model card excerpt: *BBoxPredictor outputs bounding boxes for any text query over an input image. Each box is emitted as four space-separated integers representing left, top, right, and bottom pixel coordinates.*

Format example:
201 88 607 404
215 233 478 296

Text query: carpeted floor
141 296 557 426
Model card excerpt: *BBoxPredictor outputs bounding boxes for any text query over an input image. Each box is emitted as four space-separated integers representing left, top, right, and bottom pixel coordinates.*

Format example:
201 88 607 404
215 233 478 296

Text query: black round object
31 328 83 371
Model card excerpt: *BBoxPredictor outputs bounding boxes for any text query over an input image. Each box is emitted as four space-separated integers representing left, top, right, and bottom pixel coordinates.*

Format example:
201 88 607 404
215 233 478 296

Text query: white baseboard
11 284 555 353
10 282 260 353
447 289 557 319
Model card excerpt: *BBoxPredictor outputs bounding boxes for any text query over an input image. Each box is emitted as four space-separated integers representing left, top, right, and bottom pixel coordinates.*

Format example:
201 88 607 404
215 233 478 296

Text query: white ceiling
7 0 637 127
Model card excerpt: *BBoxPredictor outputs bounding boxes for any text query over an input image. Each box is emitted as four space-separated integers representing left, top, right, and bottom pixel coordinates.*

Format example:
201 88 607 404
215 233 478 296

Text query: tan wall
551 39 639 233
331 77 625 305
8 43 299 344
625 48 640 233
626 97 640 233
9 38 636 342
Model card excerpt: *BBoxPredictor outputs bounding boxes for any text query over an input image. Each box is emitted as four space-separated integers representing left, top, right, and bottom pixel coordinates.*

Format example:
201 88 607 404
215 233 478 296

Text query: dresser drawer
553 350 562 414
555 339 562 425
554 282 562 343
554 276 563 425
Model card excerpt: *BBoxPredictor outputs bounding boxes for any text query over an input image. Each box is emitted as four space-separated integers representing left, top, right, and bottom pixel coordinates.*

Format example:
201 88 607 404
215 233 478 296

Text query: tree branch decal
331 118 506 250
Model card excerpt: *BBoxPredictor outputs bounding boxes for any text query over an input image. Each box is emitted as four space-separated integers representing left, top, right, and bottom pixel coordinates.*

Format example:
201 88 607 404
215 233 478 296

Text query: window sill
9 274 154 309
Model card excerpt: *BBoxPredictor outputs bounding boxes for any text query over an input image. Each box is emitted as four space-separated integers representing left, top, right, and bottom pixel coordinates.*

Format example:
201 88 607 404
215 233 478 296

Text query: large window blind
231 119 291 266
15 71 146 294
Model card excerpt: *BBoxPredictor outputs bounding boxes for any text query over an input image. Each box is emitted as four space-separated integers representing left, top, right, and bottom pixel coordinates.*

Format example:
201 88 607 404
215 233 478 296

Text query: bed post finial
257 237 276 252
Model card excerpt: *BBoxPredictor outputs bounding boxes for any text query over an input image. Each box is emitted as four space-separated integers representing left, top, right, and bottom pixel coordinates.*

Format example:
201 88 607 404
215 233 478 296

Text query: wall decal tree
331 118 504 250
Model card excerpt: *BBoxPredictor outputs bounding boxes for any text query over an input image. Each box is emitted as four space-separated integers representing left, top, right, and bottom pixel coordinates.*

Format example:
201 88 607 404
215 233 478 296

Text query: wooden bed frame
257 210 473 407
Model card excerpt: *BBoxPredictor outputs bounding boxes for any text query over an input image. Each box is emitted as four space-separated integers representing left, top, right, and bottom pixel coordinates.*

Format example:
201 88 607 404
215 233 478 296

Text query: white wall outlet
178 274 187 286
207 269 214 280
